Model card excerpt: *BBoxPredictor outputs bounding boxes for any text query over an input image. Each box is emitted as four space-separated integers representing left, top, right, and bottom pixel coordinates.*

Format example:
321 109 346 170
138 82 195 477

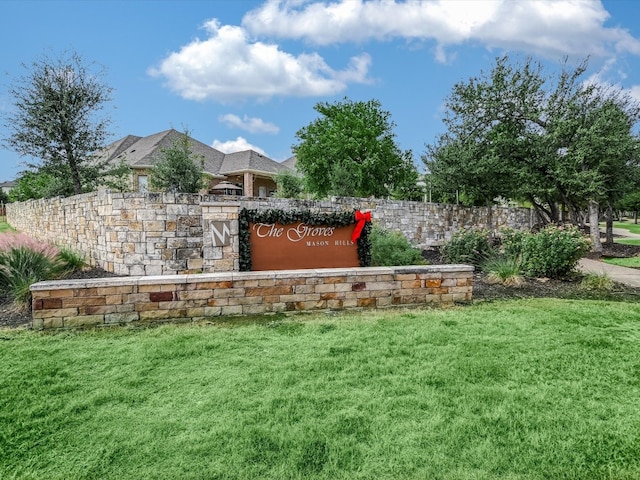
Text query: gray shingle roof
220 150 292 176
100 129 293 178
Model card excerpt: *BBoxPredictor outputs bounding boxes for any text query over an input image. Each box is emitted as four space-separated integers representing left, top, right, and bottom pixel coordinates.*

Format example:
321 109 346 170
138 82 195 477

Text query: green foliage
274 169 304 199
101 159 134 192
293 97 420 199
0 247 62 310
56 247 87 276
501 225 591 278
239 208 370 271
369 225 424 266
0 234 86 310
425 55 640 222
3 50 114 196
482 255 524 286
441 228 494 267
149 131 207 193
9 171 65 201
0 189 9 204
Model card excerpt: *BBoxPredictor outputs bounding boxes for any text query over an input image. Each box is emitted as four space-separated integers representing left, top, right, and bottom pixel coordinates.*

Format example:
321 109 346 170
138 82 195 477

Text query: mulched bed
2 242 639 330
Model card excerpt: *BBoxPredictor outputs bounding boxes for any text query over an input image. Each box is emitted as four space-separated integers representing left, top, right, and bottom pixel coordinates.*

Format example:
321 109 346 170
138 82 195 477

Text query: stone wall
30 264 474 329
7 191 533 275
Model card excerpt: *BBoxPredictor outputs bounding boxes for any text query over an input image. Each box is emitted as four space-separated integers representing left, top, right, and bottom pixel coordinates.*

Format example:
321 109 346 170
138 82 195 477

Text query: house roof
0 180 17 188
220 150 292 177
281 156 297 171
99 129 293 179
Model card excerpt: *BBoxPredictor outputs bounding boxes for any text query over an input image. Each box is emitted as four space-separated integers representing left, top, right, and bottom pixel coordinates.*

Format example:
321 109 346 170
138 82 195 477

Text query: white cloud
219 113 280 134
149 19 372 102
242 0 640 62
629 85 640 103
212 136 267 154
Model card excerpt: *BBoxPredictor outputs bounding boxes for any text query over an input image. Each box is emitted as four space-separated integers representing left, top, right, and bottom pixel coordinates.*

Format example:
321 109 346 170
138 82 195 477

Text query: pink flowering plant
0 232 60 258
0 233 84 311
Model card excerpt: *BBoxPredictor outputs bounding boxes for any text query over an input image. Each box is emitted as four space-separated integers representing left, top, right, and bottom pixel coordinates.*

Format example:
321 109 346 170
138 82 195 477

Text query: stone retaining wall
30 265 474 329
7 191 533 276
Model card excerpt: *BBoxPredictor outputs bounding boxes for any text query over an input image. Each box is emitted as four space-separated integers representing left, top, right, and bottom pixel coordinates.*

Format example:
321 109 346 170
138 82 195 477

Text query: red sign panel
249 222 360 270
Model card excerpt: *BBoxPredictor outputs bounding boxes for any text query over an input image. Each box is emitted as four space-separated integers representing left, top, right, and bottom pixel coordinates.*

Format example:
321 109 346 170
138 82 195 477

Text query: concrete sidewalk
577 258 640 288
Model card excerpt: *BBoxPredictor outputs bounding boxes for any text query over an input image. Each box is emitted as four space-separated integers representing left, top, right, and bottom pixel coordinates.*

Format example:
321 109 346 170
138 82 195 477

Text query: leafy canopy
149 131 207 193
293 98 421 200
424 55 640 223
3 50 116 196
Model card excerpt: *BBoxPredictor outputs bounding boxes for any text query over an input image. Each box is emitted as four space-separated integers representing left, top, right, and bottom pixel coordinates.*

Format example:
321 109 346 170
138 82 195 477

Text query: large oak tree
424 55 640 250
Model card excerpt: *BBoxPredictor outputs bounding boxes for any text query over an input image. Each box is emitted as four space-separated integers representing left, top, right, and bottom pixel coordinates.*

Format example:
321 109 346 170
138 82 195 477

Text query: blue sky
2 0 640 183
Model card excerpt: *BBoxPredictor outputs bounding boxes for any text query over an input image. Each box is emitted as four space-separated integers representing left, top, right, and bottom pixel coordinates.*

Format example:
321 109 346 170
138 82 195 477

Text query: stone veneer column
243 172 254 197
201 202 240 272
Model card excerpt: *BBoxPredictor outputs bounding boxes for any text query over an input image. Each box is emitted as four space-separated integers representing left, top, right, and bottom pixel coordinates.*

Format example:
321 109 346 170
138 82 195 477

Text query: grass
604 256 640 268
612 221 640 235
615 238 640 246
2 300 640 479
0 219 14 233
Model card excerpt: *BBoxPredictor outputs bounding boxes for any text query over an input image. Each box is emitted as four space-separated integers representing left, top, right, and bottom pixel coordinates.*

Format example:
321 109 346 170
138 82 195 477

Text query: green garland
239 208 371 271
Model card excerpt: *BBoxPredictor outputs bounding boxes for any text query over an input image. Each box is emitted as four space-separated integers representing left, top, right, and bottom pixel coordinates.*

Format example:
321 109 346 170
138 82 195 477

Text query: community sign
248 211 370 271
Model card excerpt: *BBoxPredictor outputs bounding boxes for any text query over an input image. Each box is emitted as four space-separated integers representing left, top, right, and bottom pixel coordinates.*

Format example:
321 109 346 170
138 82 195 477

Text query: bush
369 225 424 266
580 273 614 292
441 228 494 267
501 225 590 278
482 255 524 287
0 234 86 311
0 247 62 311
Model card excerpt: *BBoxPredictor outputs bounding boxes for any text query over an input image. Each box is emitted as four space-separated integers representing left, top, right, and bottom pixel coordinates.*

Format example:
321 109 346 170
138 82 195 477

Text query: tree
292 98 420 199
149 131 206 193
3 51 115 196
8 171 63 201
274 169 304 198
424 55 640 249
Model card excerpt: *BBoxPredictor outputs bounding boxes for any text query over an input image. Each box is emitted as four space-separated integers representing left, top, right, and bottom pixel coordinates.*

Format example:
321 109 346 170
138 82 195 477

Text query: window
138 175 148 192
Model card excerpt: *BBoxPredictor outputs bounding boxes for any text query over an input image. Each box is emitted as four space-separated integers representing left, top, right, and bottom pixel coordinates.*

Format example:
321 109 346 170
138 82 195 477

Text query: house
98 129 295 197
0 180 17 196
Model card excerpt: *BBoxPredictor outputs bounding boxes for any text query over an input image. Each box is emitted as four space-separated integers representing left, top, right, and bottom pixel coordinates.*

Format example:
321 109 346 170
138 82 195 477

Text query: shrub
369 225 424 266
0 247 63 311
0 234 86 311
501 225 590 278
482 255 524 287
56 247 87 276
580 273 614 292
441 228 494 267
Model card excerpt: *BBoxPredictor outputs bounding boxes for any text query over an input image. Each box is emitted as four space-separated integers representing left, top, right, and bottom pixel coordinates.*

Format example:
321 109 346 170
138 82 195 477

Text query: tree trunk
589 200 602 253
605 203 614 245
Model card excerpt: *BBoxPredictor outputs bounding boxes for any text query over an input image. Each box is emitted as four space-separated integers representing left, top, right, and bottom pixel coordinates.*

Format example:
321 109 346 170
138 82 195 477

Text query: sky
2 0 640 183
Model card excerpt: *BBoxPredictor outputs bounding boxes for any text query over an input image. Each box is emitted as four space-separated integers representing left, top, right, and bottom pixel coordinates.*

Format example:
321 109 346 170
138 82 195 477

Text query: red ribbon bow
351 210 371 242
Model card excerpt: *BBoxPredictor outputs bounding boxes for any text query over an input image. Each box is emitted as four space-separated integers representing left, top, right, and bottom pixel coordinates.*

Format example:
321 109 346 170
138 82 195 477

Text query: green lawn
2 300 640 479
604 256 640 268
0 218 14 233
611 221 640 235
614 238 640 246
